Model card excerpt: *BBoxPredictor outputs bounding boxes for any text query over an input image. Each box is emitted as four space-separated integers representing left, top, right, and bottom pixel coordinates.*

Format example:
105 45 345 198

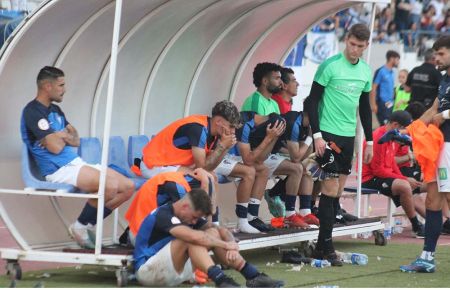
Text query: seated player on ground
124 168 214 246
133 188 284 288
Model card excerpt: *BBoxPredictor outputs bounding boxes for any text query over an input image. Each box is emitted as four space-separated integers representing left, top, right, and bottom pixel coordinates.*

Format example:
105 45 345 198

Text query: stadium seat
344 186 395 229
127 135 149 167
78 137 102 164
21 143 75 192
109 136 146 189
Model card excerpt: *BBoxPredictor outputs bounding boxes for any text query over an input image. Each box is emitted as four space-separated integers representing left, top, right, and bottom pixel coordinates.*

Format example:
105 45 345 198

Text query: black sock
269 177 287 197
89 207 113 225
409 216 420 231
317 194 335 253
285 194 297 212
239 262 258 280
77 203 97 225
424 209 442 252
207 265 225 284
299 195 312 211
235 204 248 219
333 197 340 214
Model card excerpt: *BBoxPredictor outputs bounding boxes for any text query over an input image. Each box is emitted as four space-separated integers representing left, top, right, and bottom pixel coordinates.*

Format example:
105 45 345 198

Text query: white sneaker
238 219 261 234
86 224 96 245
69 223 95 249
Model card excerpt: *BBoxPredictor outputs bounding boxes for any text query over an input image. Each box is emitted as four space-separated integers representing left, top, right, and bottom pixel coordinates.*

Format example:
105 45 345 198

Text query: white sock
420 251 435 261
299 209 311 216
74 220 88 229
286 210 296 217
249 198 261 205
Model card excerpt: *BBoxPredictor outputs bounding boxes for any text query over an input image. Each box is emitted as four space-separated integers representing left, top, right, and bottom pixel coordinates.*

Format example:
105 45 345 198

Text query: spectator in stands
409 0 424 27
133 188 284 288
214 114 284 233
272 67 298 114
430 0 445 23
420 4 437 32
405 48 442 109
20 66 135 249
305 24 373 266
377 6 394 34
394 69 412 111
362 110 425 238
394 0 412 38
404 21 419 51
371 50 401 125
438 14 450 32
241 62 282 115
139 100 240 179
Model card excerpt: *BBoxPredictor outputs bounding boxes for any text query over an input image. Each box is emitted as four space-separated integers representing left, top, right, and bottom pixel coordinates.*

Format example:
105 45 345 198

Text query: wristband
443 110 450 120
313 132 323 139
304 136 313 147
366 141 373 145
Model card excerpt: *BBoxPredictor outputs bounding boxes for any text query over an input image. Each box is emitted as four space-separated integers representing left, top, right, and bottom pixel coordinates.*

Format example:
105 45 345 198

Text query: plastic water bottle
310 259 331 268
340 252 368 265
384 223 392 240
392 218 403 234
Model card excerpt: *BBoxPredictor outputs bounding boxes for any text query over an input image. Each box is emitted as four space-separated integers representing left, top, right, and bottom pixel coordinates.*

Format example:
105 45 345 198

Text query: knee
256 164 270 179
205 227 220 238
288 163 303 178
394 180 412 196
123 179 135 199
242 166 256 182
105 178 119 195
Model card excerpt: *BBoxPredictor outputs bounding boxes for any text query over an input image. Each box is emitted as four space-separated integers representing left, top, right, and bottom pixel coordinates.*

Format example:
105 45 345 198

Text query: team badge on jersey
37 118 50 130
171 216 181 224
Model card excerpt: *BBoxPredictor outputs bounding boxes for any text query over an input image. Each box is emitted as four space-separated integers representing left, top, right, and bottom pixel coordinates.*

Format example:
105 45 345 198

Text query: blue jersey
437 74 450 142
374 65 395 103
133 204 206 271
20 100 78 176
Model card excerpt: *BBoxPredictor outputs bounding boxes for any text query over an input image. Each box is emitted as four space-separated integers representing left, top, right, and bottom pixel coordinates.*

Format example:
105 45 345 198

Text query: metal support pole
355 2 377 219
95 0 123 256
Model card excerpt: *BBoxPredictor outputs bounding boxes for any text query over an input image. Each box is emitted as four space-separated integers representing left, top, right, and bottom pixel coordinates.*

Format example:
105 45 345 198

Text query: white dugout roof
0 0 387 249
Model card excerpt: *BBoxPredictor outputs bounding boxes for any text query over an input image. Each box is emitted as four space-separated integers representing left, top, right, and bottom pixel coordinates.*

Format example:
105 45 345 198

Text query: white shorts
45 157 101 186
140 162 180 179
264 154 288 176
214 154 243 176
437 142 450 192
136 241 193 287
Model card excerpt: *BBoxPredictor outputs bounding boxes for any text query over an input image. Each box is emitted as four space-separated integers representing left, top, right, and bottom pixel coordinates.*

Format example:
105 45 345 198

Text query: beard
437 63 450 71
268 85 281 94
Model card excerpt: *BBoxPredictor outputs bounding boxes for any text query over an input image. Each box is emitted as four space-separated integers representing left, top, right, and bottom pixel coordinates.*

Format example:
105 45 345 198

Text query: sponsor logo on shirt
439 168 448 181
